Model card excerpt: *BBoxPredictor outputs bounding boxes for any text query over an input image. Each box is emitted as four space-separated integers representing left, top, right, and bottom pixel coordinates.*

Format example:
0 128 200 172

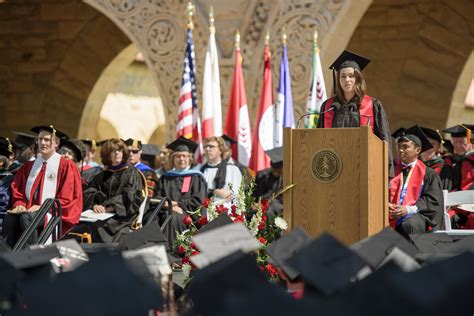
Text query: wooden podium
283 126 389 244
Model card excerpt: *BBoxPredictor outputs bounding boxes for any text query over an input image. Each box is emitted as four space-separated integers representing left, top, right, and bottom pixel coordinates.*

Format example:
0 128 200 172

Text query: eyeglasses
130 149 140 154
204 144 217 149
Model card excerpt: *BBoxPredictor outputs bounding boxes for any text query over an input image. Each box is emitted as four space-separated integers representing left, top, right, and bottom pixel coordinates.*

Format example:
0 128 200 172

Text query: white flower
182 263 192 278
274 217 288 230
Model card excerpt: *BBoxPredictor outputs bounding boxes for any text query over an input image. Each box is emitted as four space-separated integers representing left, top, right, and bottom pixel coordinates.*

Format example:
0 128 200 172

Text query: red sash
460 154 474 190
322 95 374 133
389 160 427 227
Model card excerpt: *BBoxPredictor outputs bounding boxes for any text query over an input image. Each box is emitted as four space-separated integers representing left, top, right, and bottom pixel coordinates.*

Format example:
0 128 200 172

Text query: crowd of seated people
0 122 472 251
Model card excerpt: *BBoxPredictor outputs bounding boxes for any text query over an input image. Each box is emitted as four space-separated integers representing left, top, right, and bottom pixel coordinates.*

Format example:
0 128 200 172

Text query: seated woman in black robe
154 137 207 249
82 138 145 243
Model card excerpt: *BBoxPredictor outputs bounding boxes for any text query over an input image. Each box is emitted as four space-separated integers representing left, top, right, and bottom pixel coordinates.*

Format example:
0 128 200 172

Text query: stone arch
346 0 474 130
447 50 474 128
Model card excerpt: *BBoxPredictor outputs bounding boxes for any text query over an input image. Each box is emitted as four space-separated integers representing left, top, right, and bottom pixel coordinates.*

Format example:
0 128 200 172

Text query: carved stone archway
82 0 369 138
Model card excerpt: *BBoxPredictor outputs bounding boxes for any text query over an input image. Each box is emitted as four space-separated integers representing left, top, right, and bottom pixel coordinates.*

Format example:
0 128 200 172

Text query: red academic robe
11 156 83 234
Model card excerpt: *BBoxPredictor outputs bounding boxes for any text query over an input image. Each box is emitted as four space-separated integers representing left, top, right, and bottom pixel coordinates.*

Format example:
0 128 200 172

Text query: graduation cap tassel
6 138 12 153
460 124 472 141
435 129 445 145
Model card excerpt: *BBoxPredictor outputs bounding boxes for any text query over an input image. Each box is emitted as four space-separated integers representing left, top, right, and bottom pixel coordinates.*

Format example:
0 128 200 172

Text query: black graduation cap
442 124 473 139
187 251 297 316
329 50 371 72
391 127 406 139
0 256 23 301
350 227 419 269
13 132 37 149
419 126 443 144
141 144 159 156
287 233 368 296
1 246 60 271
95 139 109 147
30 125 69 139
58 138 83 162
117 220 168 251
265 146 283 169
266 227 311 280
0 137 17 153
80 139 97 151
443 139 454 154
166 136 198 153
124 138 143 150
195 212 233 235
0 143 12 157
398 125 433 153
17 253 162 315
221 134 237 145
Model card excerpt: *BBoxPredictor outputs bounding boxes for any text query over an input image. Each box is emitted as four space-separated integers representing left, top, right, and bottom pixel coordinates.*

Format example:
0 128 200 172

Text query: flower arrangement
174 178 293 283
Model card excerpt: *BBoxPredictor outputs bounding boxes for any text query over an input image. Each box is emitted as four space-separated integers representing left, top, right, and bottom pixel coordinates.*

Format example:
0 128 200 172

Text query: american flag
177 28 202 161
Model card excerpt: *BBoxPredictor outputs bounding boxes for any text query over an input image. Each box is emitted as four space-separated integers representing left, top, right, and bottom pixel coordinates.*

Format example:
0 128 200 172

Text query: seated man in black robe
253 147 283 218
154 137 207 250
388 127 444 238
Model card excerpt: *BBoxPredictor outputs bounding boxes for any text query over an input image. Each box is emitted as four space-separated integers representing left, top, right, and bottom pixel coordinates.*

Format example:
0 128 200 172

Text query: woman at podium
317 50 393 176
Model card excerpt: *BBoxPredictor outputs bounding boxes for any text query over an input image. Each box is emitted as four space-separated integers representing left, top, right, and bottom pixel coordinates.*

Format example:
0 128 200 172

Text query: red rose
233 215 244 223
191 250 200 256
177 245 187 255
231 205 237 213
262 214 268 222
198 215 208 226
216 205 227 214
258 237 267 245
265 263 278 277
183 215 192 226
203 198 210 208
260 199 269 212
191 242 197 250
258 220 266 230
181 256 191 265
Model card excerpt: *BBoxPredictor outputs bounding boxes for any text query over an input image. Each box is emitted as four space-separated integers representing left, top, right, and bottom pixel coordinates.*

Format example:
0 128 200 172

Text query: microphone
296 103 341 128
346 103 371 127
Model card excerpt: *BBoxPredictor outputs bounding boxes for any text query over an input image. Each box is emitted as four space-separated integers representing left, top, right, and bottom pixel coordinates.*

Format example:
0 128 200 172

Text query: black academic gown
317 96 394 177
83 165 144 243
397 167 444 237
254 168 283 217
154 171 207 249
452 151 474 191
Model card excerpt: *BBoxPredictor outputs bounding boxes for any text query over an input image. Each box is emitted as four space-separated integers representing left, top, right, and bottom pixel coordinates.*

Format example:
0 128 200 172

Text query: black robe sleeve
372 98 394 178
415 168 444 229
102 168 144 217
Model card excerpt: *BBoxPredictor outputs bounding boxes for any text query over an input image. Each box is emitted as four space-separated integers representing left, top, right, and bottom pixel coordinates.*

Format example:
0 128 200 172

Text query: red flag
249 46 273 173
224 47 252 166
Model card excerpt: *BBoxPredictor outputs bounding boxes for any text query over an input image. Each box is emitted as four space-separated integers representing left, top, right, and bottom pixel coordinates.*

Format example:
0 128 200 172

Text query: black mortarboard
221 134 237 145
117 220 168 251
17 253 162 315
329 50 371 72
141 144 159 156
287 233 368 296
95 139 109 147
0 137 17 153
13 132 36 148
58 138 83 162
166 136 198 153
350 227 419 269
187 251 296 316
0 256 22 300
391 127 406 139
30 125 68 139
265 146 283 168
419 126 443 144
409 233 456 256
124 138 143 150
398 125 433 153
0 144 12 157
1 246 60 271
195 212 233 235
442 124 473 139
443 139 454 154
80 139 97 151
266 227 311 280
